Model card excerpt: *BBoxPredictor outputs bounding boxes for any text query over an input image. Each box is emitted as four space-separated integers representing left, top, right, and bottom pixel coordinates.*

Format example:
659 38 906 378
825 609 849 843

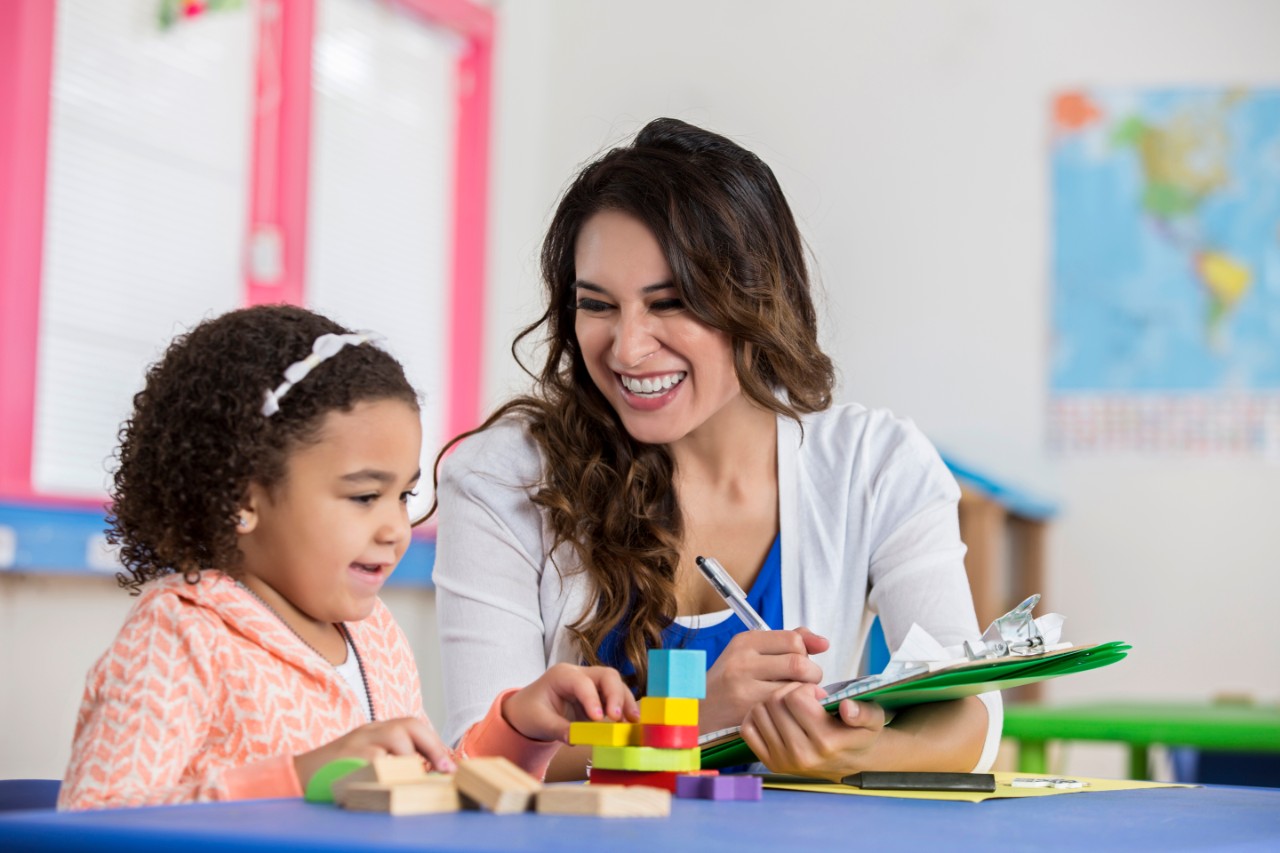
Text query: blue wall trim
0 501 436 587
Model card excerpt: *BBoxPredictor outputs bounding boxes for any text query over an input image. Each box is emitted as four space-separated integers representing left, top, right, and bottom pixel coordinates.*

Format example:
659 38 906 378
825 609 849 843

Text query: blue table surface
2 785 1278 853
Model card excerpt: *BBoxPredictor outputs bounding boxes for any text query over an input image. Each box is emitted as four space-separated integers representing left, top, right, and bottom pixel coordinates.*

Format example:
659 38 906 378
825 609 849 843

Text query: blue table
2 786 1279 853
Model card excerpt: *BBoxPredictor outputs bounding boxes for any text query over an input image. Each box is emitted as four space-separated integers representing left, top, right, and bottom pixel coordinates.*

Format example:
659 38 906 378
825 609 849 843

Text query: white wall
4 0 1279 782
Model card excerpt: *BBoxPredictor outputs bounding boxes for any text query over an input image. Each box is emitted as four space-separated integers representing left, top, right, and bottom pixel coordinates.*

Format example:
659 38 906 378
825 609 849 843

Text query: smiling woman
429 118 1002 783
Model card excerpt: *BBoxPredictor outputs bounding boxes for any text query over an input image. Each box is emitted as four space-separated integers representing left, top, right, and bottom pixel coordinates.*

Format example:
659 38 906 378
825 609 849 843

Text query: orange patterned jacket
59 572 556 810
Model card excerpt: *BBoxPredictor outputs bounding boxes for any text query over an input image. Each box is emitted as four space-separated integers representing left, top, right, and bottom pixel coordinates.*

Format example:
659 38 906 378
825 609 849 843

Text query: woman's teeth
620 372 686 396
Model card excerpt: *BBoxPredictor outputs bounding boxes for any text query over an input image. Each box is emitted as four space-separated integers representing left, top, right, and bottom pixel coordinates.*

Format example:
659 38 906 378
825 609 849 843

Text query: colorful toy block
304 757 369 803
592 746 701 773
536 783 671 817
640 723 700 749
569 721 640 747
647 648 707 698
674 774 763 801
639 696 699 726
454 757 542 814
587 768 684 792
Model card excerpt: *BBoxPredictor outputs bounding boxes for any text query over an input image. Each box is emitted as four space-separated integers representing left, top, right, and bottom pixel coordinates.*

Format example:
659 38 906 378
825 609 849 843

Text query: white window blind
34 0 253 497
307 0 459 519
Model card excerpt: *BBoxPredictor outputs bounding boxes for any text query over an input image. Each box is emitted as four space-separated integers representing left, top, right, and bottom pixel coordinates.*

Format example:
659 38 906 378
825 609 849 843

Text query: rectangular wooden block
454 756 542 814
647 648 707 699
588 768 683 792
339 779 460 815
639 696 699 726
592 745 700 772
330 755 430 803
569 721 640 747
537 783 671 817
640 723 700 749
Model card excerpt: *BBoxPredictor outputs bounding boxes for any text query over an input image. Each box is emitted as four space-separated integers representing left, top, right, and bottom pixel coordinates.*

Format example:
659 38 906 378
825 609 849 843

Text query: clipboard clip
963 594 1048 660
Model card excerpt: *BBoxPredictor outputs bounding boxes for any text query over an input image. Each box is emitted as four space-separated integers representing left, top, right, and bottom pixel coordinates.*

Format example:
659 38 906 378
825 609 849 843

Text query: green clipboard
698 641 1131 769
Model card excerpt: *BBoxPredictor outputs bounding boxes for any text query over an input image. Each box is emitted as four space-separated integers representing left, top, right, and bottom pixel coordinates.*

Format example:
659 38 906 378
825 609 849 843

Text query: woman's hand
501 662 640 743
701 627 829 733
739 683 887 781
293 717 456 789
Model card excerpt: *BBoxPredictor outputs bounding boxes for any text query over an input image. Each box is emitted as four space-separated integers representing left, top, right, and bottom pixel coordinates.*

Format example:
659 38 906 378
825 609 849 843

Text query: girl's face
573 209 743 447
236 398 421 628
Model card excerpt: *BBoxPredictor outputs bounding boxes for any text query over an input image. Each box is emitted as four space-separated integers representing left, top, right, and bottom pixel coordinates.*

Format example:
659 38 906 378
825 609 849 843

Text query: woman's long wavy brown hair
432 118 835 690
111 304 418 593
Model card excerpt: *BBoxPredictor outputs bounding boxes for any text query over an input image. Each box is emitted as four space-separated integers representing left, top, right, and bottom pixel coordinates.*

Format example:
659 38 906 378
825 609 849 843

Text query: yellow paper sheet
762 772 1193 803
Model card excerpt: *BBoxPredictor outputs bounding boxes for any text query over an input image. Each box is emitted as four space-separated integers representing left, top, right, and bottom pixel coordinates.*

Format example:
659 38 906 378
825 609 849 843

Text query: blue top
597 535 783 678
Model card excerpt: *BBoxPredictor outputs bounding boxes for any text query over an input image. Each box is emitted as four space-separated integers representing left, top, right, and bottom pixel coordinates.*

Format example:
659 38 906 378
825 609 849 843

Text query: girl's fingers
592 669 634 720
405 718 456 772
563 672 605 721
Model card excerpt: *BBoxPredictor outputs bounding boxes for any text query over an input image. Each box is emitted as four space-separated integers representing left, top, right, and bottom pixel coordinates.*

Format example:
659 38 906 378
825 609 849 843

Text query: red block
588 768 682 793
640 724 700 749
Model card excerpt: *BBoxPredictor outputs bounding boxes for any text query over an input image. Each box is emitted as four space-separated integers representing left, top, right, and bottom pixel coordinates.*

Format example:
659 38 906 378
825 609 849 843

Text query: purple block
675 775 708 799
675 775 762 801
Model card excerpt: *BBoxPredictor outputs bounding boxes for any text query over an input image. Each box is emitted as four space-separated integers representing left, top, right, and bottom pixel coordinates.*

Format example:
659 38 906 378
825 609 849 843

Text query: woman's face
573 209 743 446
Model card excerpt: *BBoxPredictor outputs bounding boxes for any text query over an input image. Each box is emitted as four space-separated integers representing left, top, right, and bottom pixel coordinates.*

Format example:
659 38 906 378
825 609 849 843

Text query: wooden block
537 783 671 817
640 724 700 749
569 721 640 747
330 755 429 803
592 746 700 772
647 649 706 699
340 779 461 815
639 696 699 726
454 756 541 814
588 768 683 792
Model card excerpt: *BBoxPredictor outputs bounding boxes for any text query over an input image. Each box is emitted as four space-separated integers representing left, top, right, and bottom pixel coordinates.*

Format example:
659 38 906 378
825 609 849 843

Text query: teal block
647 648 706 698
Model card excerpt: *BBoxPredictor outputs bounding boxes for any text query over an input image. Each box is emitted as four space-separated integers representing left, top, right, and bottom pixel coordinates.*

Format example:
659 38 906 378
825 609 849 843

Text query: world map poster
1049 88 1280 455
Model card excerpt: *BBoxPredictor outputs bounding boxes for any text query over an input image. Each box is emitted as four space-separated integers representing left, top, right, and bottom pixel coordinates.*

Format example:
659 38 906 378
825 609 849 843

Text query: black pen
762 772 997 793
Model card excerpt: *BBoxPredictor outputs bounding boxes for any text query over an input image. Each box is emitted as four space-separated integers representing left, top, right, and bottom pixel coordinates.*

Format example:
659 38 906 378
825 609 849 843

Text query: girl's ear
236 486 263 534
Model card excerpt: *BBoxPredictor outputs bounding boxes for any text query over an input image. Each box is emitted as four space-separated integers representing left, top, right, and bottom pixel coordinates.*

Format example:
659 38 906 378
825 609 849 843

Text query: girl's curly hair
109 304 418 593
432 118 835 691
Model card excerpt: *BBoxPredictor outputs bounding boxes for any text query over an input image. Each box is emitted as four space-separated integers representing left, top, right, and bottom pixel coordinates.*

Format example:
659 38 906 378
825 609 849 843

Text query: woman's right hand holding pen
700 627 829 734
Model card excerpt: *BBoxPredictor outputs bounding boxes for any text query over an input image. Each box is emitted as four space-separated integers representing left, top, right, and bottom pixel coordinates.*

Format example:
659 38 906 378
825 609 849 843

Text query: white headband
261 332 384 417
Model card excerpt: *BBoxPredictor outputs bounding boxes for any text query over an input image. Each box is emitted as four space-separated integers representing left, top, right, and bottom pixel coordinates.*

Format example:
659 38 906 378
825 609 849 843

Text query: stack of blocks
571 648 762 802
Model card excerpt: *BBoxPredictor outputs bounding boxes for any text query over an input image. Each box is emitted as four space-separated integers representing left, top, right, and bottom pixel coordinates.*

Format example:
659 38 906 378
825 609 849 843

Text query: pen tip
695 556 705 566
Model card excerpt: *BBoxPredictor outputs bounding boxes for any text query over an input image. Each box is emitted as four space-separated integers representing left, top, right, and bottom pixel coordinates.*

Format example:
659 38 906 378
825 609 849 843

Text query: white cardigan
433 403 1002 770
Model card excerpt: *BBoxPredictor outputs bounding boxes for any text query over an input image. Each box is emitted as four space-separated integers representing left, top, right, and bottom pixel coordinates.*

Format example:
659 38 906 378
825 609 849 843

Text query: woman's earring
237 516 249 528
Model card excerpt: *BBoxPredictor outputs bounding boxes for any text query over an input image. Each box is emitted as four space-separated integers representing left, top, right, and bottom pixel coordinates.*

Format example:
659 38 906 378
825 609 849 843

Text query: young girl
59 305 636 810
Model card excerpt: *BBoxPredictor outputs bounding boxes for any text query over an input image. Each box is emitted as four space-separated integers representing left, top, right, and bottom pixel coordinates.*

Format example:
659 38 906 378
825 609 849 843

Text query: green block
304 757 369 803
592 746 701 772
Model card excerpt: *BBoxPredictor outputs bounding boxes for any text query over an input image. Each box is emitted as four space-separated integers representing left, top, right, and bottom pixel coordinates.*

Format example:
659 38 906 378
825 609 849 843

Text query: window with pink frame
0 0 492 580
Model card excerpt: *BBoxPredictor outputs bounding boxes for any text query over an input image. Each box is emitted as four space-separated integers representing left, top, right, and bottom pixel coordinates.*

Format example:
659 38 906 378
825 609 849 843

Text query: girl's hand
701 627 829 733
502 663 640 743
293 717 456 789
739 682 887 781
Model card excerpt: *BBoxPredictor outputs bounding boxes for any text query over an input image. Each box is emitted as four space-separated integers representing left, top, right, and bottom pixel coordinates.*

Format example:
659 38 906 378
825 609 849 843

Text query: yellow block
639 696 698 726
591 746 701 772
569 722 640 747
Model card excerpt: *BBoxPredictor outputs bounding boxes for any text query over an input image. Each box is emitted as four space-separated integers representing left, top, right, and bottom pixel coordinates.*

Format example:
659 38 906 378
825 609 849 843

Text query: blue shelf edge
938 454 1059 521
0 501 436 587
